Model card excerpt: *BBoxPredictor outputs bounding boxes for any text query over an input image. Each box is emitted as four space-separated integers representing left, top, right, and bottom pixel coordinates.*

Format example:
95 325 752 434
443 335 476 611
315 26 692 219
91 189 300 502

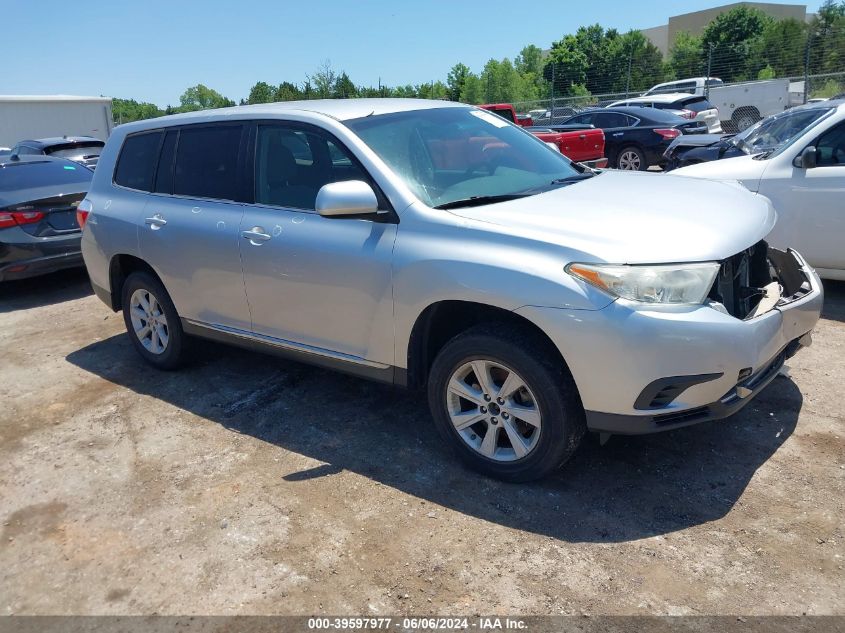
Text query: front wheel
427 324 585 482
121 271 187 370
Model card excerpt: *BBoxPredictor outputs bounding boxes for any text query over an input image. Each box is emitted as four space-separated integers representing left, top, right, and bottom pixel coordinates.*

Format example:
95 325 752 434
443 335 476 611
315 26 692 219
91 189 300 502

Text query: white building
0 95 113 148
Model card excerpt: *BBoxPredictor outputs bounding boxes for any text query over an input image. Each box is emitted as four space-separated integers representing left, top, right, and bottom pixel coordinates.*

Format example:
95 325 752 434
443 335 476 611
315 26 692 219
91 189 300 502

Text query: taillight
680 109 696 120
76 198 93 230
654 128 681 140
0 208 45 229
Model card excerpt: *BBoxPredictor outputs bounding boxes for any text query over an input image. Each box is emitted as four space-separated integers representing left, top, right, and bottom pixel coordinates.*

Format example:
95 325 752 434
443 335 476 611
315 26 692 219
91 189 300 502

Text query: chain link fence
509 24 844 132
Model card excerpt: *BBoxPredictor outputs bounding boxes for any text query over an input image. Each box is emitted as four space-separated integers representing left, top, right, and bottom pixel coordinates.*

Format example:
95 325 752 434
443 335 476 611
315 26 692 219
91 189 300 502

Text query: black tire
731 107 760 132
427 323 586 482
615 145 647 171
121 271 187 370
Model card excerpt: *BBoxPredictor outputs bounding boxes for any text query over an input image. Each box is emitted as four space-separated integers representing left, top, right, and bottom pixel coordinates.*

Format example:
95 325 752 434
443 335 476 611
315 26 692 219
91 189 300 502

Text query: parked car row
481 102 708 171
478 103 608 168
553 106 708 170
4 97 839 482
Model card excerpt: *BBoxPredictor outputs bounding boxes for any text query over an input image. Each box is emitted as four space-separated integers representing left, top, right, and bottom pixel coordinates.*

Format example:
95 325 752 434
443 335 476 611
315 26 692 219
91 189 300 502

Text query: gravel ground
1 268 843 615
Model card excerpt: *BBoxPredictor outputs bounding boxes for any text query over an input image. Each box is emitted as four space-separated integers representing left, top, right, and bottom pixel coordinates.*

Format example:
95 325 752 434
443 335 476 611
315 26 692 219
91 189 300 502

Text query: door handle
579 134 586 139
241 227 271 245
145 214 167 230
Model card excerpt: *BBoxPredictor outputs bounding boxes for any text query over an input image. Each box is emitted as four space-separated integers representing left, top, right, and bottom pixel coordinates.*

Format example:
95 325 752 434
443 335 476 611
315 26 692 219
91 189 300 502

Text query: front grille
708 240 772 319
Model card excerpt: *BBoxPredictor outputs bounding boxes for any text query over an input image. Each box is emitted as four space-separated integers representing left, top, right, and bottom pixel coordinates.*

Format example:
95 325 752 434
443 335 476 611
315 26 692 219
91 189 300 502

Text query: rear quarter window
114 132 164 191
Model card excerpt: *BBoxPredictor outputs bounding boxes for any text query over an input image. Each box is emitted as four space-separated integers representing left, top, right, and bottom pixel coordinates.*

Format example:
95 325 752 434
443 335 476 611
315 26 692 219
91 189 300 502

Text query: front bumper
516 249 823 434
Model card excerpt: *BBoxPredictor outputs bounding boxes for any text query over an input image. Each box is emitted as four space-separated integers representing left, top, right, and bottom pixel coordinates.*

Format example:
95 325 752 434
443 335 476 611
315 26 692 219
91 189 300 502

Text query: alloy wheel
446 359 542 462
618 150 642 170
129 289 169 355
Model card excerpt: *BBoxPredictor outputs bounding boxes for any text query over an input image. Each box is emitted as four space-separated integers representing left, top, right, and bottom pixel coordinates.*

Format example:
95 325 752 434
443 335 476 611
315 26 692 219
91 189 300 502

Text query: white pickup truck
644 77 792 132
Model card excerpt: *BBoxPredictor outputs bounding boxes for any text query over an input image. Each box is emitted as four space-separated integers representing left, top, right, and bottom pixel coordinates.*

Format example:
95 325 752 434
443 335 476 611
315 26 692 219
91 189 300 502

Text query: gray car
80 99 823 481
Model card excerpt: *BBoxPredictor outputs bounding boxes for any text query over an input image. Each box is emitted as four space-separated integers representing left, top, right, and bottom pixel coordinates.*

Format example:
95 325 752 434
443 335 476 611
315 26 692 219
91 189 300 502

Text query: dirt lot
1 268 843 616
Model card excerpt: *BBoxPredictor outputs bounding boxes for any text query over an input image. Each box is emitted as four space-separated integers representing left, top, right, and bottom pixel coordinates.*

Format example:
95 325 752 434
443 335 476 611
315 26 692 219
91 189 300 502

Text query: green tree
544 34 589 97
617 30 665 93
515 44 549 97
112 98 164 124
809 0 845 74
701 6 773 81
446 63 471 101
669 31 705 79
309 60 337 98
459 74 484 104
333 72 357 98
416 81 448 100
177 84 235 112
753 18 807 77
275 81 303 101
246 81 275 104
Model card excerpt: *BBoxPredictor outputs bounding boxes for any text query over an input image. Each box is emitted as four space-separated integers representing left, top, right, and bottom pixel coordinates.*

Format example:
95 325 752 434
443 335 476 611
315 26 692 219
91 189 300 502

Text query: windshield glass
735 107 833 155
47 144 103 159
345 107 582 208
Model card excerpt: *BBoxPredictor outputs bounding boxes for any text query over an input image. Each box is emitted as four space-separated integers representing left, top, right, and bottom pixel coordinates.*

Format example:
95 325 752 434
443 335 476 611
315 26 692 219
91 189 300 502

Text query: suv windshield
345 107 583 208
735 107 833 155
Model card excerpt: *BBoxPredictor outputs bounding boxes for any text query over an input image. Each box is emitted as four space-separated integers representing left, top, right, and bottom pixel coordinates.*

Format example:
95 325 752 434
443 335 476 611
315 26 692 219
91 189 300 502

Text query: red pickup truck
479 103 608 168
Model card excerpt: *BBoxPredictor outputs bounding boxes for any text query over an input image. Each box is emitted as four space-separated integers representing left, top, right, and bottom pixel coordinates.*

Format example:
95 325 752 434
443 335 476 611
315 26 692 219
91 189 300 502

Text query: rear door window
593 113 630 128
114 132 163 191
569 113 594 125
174 125 244 201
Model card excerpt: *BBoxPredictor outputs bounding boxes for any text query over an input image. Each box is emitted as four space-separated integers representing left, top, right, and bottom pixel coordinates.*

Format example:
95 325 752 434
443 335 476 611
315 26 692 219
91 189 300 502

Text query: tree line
113 0 845 124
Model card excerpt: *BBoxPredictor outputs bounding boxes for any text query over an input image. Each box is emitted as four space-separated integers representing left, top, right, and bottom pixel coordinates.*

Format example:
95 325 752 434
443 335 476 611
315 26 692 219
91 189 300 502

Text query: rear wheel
616 146 647 171
427 324 585 482
121 271 187 370
731 107 760 132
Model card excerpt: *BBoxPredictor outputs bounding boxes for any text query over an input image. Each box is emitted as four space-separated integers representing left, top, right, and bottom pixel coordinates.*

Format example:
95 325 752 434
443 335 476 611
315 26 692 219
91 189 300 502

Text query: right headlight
566 262 720 304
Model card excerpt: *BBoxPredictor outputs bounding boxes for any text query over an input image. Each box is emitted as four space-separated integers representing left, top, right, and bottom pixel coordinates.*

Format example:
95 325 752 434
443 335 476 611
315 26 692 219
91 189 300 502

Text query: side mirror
316 180 380 218
793 146 817 169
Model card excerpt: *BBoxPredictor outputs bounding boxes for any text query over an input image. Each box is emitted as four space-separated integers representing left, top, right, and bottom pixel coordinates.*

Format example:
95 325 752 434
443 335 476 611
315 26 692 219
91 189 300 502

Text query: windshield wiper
433 194 530 210
549 173 596 185
753 148 777 160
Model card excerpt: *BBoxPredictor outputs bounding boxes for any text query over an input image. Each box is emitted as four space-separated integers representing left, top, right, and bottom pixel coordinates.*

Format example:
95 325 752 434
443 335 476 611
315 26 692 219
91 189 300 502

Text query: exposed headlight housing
566 262 720 304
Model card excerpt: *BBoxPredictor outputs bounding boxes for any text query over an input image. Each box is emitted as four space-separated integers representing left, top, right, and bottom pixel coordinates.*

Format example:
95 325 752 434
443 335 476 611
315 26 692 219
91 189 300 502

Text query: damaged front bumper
517 248 823 434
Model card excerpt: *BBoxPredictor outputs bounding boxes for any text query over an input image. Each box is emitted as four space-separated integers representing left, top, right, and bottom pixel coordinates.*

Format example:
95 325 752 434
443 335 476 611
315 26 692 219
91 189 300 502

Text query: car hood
668 153 769 192
448 171 776 264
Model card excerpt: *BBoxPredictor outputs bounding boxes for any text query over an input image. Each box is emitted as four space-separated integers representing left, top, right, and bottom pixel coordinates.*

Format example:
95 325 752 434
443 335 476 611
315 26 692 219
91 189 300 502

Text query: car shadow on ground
821 279 845 322
67 330 803 544
0 268 92 313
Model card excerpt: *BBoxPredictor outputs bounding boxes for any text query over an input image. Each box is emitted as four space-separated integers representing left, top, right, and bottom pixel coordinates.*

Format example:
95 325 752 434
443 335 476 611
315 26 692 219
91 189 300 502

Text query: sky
2 0 825 107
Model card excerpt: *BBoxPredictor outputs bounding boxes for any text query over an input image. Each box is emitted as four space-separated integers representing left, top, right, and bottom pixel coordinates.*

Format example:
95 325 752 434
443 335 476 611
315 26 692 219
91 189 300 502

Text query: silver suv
80 99 823 481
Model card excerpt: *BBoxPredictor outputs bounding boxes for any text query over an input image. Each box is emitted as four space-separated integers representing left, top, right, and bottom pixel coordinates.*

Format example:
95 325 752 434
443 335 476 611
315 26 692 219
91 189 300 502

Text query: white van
645 77 792 132
643 77 724 97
